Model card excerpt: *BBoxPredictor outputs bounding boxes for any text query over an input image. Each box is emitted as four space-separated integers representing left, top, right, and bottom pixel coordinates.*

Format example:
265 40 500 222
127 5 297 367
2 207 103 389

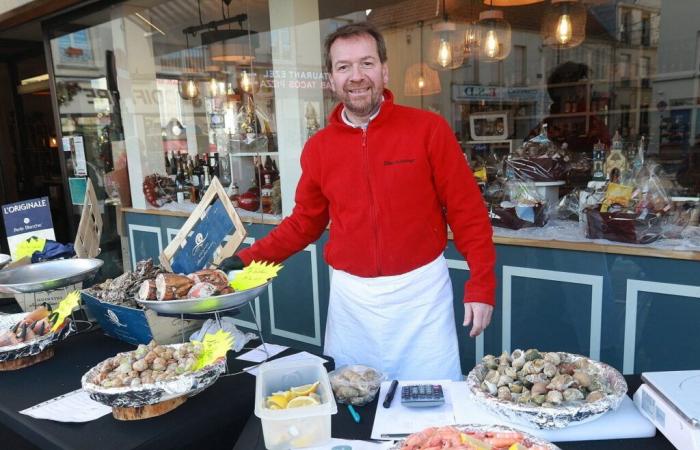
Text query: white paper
304 439 394 450
450 381 656 442
20 389 111 423
370 380 456 440
236 343 288 362
244 351 327 376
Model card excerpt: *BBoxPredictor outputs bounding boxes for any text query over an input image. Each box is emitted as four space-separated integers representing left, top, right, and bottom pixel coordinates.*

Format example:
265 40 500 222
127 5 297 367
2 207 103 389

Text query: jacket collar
329 89 395 130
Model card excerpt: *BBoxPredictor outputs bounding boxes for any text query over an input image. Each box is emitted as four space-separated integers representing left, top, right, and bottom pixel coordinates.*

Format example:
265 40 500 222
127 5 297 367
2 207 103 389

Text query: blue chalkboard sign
170 198 235 274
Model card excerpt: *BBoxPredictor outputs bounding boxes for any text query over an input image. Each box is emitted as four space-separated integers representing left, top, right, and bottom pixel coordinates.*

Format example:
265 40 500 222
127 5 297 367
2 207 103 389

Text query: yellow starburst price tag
51 291 81 332
229 261 283 291
15 237 46 260
193 329 234 370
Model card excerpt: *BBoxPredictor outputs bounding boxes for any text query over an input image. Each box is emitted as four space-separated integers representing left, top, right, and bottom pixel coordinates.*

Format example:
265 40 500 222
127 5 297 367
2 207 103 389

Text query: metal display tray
0 258 104 294
136 281 270 314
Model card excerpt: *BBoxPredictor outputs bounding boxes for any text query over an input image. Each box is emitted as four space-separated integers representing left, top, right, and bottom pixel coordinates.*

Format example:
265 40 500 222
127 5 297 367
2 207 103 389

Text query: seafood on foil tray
394 424 560 450
467 349 627 428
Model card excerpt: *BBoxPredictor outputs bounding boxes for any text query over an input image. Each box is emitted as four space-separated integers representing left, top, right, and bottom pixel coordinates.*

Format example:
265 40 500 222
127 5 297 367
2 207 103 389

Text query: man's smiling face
328 33 388 123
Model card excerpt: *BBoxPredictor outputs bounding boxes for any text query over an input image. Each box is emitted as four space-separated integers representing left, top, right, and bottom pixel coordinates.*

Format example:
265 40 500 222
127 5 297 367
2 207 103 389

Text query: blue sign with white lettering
2 196 55 259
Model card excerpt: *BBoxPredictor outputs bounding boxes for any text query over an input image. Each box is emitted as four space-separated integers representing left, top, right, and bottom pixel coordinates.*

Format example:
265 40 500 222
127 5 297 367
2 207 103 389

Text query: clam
498 350 511 365
482 380 497 395
485 369 500 385
497 386 512 401
509 383 523 393
531 394 546 405
482 355 499 370
518 392 531 403
504 366 518 379
497 375 514 387
530 382 548 396
573 370 592 388
547 374 574 391
544 352 561 366
563 388 585 402
575 358 590 370
543 362 558 378
524 349 541 361
546 390 563 405
586 390 605 403
525 373 549 385
511 349 526 369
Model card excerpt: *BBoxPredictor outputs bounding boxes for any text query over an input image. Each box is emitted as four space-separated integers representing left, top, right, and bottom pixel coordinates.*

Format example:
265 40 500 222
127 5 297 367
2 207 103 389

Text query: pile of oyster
89 340 203 389
477 349 610 408
85 259 164 308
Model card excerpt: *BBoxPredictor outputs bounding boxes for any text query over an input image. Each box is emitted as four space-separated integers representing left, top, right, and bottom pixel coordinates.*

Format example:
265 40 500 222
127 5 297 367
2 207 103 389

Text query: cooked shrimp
483 430 524 448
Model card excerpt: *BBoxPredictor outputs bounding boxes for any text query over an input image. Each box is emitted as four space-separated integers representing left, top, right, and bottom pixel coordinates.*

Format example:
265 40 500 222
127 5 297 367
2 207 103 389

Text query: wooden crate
160 177 246 273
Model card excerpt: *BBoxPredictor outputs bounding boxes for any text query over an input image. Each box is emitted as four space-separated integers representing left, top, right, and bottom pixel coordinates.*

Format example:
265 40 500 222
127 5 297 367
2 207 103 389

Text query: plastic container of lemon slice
254 359 337 450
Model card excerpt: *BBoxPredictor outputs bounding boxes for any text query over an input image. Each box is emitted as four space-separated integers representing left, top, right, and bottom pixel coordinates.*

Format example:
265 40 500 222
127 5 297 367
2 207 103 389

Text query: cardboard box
81 292 203 345
15 283 82 312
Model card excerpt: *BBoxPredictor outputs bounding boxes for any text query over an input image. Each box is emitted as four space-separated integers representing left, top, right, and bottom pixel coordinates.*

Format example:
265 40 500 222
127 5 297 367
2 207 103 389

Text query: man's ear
382 63 389 85
328 73 337 93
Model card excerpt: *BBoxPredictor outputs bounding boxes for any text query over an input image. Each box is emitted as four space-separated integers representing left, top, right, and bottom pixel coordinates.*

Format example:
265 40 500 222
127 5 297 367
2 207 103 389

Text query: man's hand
218 255 245 272
463 302 493 338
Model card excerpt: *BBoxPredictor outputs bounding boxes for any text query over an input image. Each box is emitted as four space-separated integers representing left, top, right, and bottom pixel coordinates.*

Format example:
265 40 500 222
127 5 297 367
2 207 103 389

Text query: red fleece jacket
238 90 496 305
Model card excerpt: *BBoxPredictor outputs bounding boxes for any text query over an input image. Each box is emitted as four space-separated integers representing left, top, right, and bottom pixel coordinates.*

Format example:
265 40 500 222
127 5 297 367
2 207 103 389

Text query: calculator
400 384 445 407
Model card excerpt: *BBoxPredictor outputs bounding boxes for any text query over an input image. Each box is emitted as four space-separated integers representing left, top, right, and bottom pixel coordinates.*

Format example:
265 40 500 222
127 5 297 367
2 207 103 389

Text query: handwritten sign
193 329 234 370
51 291 81 332
230 261 282 291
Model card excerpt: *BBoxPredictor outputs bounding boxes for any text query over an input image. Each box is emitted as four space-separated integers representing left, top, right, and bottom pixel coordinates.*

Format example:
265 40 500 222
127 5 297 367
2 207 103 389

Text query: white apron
324 254 463 381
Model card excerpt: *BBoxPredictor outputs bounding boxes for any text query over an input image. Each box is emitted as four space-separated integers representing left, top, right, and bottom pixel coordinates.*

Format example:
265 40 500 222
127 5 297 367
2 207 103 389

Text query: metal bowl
466 352 627 429
0 258 104 294
389 424 560 449
0 254 10 269
136 281 270 314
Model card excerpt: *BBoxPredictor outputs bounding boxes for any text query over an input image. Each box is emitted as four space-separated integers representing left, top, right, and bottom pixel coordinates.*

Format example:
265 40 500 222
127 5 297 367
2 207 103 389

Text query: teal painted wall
125 212 700 375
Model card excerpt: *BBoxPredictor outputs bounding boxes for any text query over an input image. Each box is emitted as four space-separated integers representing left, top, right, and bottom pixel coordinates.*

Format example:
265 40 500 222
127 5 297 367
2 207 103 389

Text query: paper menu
370 380 456 440
20 389 111 423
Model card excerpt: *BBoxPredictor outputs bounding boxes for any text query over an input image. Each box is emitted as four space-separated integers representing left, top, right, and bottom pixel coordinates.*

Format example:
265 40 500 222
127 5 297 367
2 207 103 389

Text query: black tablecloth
0 326 301 450
233 376 675 450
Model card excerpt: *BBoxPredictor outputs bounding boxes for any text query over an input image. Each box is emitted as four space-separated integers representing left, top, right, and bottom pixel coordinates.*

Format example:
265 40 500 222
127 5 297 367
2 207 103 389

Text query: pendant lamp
541 0 586 48
478 8 511 62
178 38 201 100
405 22 441 96
428 0 465 70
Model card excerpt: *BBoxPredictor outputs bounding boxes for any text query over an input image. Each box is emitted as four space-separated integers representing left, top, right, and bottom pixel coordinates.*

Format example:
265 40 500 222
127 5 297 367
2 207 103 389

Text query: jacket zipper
362 128 381 275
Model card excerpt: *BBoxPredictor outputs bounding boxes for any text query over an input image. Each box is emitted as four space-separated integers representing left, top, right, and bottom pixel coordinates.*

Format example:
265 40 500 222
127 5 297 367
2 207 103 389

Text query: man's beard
339 82 381 117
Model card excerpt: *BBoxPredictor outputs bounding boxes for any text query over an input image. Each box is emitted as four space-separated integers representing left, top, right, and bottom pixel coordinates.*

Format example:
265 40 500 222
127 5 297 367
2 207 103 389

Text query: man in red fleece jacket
221 22 496 380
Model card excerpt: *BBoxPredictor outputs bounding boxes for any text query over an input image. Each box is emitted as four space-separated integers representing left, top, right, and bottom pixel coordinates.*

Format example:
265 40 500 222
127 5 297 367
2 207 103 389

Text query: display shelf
230 152 279 157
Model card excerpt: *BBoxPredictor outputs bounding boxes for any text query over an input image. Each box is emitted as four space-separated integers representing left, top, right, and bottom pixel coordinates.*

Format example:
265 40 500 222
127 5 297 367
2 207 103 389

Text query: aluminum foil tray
136 281 270 314
81 343 226 408
0 258 104 294
0 312 75 362
389 424 560 449
466 352 627 429
0 254 10 269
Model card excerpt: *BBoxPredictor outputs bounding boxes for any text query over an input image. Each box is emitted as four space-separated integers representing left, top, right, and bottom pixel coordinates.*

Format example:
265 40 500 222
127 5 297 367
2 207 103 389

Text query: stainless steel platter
0 254 10 269
136 281 270 314
0 258 104 294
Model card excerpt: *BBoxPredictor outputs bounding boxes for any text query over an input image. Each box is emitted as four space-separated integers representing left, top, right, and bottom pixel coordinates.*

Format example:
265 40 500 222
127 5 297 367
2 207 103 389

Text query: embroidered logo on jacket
383 159 415 166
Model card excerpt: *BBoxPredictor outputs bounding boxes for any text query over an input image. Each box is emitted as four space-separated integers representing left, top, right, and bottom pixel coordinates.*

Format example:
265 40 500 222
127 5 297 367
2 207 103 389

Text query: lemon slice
266 403 282 410
290 381 320 397
266 395 289 409
271 390 292 401
287 395 320 408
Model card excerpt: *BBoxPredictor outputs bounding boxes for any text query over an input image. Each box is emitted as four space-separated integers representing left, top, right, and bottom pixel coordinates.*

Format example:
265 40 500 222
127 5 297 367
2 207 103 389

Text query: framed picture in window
469 112 509 141
52 29 97 69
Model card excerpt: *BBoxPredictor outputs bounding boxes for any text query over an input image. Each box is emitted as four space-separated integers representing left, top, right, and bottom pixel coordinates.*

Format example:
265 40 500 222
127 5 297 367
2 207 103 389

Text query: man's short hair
323 22 387 73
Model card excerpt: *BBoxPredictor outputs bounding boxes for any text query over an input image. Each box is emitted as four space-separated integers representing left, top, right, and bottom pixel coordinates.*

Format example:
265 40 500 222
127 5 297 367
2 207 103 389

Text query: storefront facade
2 0 698 374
